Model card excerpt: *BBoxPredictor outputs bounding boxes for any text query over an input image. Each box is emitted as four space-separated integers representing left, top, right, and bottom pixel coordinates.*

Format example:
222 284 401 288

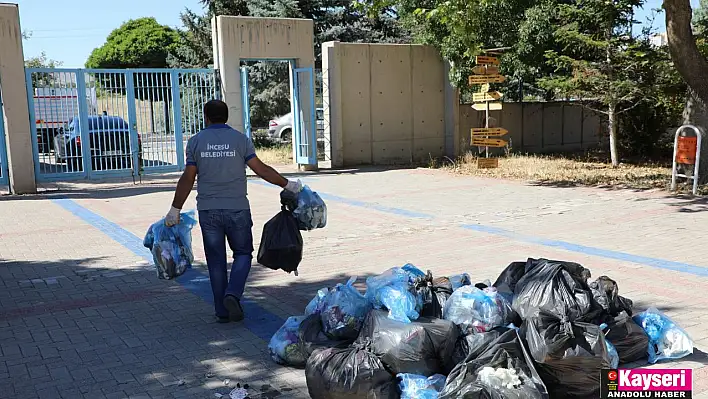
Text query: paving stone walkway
1 167 707 398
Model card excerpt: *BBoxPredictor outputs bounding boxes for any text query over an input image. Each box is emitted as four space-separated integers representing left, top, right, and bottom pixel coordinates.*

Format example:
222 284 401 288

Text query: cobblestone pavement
1 166 707 398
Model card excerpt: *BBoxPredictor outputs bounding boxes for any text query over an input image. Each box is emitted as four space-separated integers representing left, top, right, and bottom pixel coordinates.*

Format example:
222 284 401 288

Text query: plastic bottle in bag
268 316 307 367
143 211 197 280
443 286 511 333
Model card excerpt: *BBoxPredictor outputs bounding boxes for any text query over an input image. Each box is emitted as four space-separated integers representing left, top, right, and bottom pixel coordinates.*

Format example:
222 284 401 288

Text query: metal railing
25 68 219 182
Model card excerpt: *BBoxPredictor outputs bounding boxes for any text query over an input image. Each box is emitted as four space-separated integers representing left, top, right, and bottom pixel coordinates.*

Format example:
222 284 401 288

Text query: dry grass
436 152 682 192
256 145 292 165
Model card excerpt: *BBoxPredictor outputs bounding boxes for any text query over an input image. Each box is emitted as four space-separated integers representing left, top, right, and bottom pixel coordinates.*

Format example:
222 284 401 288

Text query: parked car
268 108 325 142
53 115 142 171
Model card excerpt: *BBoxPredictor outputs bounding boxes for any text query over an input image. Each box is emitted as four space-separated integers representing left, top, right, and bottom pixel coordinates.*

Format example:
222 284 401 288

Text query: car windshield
89 117 129 131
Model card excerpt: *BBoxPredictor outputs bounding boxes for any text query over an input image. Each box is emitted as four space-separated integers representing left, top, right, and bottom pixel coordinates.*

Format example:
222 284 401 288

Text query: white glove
165 206 181 227
284 179 303 193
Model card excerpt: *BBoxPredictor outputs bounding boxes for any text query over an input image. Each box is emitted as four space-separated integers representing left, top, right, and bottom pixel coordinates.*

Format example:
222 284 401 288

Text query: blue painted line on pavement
52 198 285 340
249 180 708 278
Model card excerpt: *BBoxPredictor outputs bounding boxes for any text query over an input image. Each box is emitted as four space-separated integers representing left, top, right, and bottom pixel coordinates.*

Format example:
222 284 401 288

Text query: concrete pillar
444 61 461 158
0 4 36 194
211 16 316 169
322 42 343 168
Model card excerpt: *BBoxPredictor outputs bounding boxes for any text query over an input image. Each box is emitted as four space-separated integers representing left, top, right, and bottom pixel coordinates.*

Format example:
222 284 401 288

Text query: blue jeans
199 209 253 318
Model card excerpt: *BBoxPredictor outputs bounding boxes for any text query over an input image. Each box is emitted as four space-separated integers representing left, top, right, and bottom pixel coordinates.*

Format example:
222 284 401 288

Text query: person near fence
165 99 302 323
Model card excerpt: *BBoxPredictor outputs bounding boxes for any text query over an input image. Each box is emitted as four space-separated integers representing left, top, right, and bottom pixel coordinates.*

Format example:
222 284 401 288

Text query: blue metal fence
25 67 219 182
0 89 8 188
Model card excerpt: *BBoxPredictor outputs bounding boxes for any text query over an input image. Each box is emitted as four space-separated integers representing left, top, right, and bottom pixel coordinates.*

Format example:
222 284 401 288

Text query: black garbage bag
305 343 397 399
493 261 527 298
451 327 510 366
299 314 354 359
414 272 453 319
603 311 649 363
439 329 548 399
589 276 634 317
512 258 599 322
356 309 459 376
522 314 611 399
256 207 303 274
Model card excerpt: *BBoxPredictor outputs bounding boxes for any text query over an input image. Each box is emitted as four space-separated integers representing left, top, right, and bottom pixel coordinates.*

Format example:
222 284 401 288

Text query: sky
14 0 203 68
12 0 704 68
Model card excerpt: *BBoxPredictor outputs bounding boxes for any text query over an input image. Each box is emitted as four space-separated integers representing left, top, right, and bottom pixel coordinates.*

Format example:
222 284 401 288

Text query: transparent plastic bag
320 277 372 340
443 286 511 333
143 211 196 280
633 307 694 363
268 316 307 367
306 287 331 316
293 184 327 231
398 374 446 399
606 340 619 369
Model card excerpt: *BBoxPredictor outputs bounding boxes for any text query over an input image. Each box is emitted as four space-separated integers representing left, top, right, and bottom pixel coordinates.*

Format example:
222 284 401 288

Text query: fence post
75 70 92 179
172 70 185 171
24 69 41 180
124 71 140 177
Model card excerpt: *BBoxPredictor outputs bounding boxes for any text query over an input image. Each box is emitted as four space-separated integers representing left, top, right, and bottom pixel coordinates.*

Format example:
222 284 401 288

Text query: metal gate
25 68 219 182
292 67 317 165
0 89 9 187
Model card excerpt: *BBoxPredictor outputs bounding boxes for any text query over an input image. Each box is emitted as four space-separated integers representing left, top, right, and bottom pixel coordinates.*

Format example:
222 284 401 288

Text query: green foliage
25 51 64 87
86 18 179 69
169 0 410 128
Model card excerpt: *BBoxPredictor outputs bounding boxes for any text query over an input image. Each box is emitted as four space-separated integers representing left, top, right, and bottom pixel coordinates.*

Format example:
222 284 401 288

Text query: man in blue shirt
166 100 302 323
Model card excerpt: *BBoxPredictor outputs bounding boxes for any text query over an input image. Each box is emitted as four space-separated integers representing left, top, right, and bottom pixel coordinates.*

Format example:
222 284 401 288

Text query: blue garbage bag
143 211 197 280
444 286 511 333
398 374 446 399
320 277 372 340
366 265 424 308
293 185 327 231
449 273 472 291
377 283 420 323
268 316 307 367
633 307 694 363
305 287 331 316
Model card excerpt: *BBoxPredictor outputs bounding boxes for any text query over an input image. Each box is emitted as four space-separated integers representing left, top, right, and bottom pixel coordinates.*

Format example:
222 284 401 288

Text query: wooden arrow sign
475 56 500 66
472 91 504 102
471 127 509 137
468 74 506 85
473 137 508 147
472 102 503 111
479 84 490 93
471 65 500 75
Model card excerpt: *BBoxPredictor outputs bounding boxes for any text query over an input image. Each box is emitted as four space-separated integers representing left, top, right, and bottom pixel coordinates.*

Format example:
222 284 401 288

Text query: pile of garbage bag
143 211 197 280
270 259 695 399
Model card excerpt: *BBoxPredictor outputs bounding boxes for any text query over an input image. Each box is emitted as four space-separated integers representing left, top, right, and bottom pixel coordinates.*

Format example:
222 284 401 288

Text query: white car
268 108 324 142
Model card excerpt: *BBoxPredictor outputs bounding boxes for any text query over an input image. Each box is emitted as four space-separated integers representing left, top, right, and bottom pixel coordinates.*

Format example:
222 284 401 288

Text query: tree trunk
665 0 708 184
608 102 619 167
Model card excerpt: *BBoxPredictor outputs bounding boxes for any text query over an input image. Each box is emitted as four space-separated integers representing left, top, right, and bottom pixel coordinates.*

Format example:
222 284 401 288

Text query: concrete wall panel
339 44 373 165
0 4 36 193
370 45 412 143
522 104 543 150
373 140 413 164
543 104 563 146
563 105 583 145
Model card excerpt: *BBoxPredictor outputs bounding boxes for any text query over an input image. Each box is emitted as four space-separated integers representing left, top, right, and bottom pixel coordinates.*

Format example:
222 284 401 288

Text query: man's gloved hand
165 206 181 227
284 179 303 193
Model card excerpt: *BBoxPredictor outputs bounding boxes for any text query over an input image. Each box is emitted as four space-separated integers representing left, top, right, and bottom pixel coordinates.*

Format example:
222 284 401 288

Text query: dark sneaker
216 316 230 324
223 295 244 322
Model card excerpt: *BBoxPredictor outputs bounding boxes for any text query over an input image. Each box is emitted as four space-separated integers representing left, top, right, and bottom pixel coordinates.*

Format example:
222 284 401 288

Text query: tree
169 0 410 128
86 18 179 133
25 51 64 87
665 0 708 183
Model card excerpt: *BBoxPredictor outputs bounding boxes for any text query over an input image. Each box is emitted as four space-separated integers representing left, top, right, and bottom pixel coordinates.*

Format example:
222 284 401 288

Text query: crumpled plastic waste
377 283 419 323
477 367 522 390
143 211 196 280
443 286 511 333
633 307 694 363
398 373 446 399
268 316 307 367
228 387 249 399
320 277 372 340
292 184 327 231
590 275 634 316
365 265 424 306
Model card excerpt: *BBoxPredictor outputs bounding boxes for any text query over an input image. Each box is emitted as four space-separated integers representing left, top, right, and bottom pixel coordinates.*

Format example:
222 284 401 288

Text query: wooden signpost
469 54 509 169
